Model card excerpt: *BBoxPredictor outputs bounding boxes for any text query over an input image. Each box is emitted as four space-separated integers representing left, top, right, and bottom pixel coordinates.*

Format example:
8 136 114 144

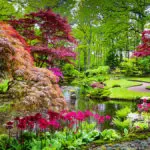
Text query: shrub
88 88 110 99
133 121 148 131
62 63 81 77
120 58 142 76
85 66 110 77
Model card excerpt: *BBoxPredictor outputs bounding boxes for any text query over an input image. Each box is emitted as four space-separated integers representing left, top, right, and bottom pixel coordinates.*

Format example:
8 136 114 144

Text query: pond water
61 86 138 130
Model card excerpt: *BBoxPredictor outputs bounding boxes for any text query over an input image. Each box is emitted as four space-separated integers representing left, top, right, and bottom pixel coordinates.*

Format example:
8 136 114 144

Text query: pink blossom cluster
134 30 150 57
137 99 150 112
5 110 111 131
49 67 63 82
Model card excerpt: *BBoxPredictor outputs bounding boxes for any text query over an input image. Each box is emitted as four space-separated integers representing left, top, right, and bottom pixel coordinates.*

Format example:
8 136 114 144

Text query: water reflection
62 86 137 129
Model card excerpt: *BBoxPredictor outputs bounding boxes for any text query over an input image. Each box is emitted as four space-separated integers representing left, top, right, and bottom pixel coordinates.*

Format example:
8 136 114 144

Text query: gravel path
91 138 150 150
128 82 150 93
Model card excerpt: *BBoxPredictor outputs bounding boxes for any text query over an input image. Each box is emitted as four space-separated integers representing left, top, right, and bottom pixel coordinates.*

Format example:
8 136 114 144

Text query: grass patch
105 79 142 88
146 85 150 90
109 87 150 100
127 77 150 82
104 79 150 100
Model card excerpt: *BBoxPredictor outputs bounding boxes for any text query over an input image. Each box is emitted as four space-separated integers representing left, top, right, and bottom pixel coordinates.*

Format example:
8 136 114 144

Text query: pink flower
105 115 111 120
48 120 60 129
136 126 140 129
84 110 93 118
143 99 147 103
64 111 76 120
38 118 49 129
137 104 142 109
76 111 85 121
144 107 149 112
47 110 60 120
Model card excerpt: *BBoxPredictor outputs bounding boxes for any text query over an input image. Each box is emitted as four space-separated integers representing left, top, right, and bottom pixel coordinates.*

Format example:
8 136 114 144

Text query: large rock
0 22 67 124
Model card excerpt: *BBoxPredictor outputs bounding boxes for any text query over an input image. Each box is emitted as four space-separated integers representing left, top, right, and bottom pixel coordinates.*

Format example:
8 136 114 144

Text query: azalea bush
2 110 111 150
49 67 63 82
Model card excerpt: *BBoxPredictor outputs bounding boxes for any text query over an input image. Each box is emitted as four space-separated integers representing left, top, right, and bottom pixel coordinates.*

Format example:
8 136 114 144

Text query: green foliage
85 66 110 77
88 87 110 99
133 121 149 131
113 107 132 131
120 58 142 77
105 49 120 69
116 107 131 119
100 129 121 141
113 118 132 131
0 103 12 112
123 128 129 137
62 64 81 77
0 80 9 93
0 122 100 150
138 56 150 75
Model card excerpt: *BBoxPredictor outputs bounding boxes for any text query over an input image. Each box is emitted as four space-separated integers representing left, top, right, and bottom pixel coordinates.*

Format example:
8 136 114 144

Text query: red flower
47 110 60 120
48 120 60 129
76 111 85 121
17 118 26 130
6 121 14 126
143 99 147 103
34 113 42 121
38 118 49 129
84 110 93 118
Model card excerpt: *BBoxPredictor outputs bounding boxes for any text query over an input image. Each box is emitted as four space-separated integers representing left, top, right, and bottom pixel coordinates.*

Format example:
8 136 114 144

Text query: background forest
1 0 150 72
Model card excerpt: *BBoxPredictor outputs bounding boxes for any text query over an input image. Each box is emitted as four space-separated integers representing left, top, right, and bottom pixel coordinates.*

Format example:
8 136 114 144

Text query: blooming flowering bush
2 110 111 149
49 68 63 82
134 30 150 57
5 110 111 132
137 98 150 112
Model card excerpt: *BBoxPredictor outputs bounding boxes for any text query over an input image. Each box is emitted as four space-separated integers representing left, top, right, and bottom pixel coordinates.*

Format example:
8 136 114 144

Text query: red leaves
134 30 150 57
8 9 77 66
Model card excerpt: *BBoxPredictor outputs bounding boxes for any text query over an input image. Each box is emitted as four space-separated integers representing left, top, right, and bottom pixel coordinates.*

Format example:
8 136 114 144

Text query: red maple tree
134 30 150 57
8 9 77 67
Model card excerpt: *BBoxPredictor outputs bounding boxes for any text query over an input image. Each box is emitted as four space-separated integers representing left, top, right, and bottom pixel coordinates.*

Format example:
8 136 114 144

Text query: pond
61 86 138 130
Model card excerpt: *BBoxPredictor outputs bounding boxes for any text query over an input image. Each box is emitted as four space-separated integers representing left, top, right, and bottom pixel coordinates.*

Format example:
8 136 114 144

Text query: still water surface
61 86 137 129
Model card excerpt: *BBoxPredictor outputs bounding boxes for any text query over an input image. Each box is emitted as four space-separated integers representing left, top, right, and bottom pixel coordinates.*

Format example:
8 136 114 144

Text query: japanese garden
1 0 150 150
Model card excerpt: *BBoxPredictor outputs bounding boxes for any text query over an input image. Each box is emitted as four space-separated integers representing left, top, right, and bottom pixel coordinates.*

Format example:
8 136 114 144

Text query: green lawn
105 79 142 88
127 77 150 82
110 87 150 100
104 79 150 100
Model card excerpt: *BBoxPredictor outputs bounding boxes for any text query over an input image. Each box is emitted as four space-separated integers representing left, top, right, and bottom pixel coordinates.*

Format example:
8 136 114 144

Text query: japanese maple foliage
134 30 150 57
8 9 77 67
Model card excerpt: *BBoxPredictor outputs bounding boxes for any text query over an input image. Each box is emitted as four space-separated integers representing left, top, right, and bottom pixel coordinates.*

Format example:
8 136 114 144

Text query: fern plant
116 107 131 119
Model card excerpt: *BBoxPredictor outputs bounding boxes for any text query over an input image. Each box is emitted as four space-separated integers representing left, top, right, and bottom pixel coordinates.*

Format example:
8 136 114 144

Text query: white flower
127 113 139 121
